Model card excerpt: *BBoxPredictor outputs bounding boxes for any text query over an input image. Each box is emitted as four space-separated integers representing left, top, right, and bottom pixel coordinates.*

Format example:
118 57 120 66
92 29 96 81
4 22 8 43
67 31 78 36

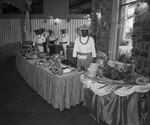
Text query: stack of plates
87 63 99 78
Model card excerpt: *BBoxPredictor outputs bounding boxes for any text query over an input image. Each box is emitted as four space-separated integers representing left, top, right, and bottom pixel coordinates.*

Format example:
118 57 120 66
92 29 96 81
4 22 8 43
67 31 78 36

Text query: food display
51 54 65 62
19 41 37 56
49 67 60 74
19 43 78 75
48 54 64 75
35 59 53 67
21 41 33 49
37 52 47 59
48 54 77 75
49 59 63 75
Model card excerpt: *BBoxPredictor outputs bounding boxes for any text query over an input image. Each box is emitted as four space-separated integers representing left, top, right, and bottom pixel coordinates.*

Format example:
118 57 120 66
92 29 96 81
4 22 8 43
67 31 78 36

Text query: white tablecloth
80 74 150 97
16 54 84 111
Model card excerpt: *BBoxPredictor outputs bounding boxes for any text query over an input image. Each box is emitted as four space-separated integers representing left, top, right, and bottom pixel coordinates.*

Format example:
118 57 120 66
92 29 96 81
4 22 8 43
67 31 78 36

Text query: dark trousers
49 46 55 56
43 42 47 53
55 45 60 54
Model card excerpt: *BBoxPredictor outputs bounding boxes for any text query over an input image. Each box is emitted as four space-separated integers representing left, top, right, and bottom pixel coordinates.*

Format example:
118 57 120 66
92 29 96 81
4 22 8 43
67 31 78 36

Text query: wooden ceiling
69 0 92 14
1 0 43 14
1 0 92 14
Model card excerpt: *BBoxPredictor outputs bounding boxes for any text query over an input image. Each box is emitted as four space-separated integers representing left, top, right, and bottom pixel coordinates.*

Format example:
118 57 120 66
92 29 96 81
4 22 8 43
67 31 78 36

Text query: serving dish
25 53 38 59
136 77 149 85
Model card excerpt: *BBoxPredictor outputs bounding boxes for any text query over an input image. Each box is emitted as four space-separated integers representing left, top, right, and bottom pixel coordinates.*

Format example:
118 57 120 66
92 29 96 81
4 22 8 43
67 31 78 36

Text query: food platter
35 59 53 67
136 77 149 85
25 53 38 59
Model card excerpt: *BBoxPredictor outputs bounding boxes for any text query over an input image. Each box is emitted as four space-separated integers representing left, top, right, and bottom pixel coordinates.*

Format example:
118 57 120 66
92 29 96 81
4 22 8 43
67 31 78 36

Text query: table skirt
84 88 149 125
16 55 84 111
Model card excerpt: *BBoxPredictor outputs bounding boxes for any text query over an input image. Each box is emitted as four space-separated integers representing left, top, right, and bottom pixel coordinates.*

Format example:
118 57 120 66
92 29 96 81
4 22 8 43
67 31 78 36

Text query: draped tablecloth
80 74 150 125
16 54 84 111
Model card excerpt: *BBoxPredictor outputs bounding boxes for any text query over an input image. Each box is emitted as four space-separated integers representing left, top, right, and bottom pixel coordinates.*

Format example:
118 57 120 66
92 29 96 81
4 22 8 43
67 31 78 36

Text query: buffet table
16 54 84 111
80 74 150 125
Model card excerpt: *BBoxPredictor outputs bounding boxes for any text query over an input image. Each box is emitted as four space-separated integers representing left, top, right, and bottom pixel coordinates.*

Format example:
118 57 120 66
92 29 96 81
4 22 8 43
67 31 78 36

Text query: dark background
2 0 43 14
2 0 92 14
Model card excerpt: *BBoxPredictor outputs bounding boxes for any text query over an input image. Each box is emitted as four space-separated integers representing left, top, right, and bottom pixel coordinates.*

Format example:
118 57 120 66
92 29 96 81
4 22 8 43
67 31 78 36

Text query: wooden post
21 13 25 44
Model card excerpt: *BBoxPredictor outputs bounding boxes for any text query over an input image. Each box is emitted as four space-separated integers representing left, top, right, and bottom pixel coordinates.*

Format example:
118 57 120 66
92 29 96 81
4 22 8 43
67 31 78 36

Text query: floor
0 56 150 125
0 56 107 125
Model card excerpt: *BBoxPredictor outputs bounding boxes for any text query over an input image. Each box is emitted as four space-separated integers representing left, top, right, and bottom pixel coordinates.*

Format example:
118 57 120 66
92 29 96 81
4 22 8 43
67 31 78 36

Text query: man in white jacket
33 28 46 53
60 29 69 60
73 25 96 71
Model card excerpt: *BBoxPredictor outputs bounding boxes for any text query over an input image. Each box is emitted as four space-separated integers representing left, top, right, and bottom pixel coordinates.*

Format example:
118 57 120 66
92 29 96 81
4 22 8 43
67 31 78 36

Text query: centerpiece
49 54 65 75
90 50 135 81
103 52 135 81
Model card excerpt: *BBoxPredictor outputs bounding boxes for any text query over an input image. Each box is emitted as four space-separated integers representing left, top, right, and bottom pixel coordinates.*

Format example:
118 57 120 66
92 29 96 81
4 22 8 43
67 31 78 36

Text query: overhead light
96 12 102 20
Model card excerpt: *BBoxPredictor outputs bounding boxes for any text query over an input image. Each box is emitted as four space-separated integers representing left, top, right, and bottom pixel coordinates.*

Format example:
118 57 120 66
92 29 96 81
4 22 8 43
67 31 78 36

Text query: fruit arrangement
48 54 66 75
103 64 134 81
49 60 63 75
49 66 63 75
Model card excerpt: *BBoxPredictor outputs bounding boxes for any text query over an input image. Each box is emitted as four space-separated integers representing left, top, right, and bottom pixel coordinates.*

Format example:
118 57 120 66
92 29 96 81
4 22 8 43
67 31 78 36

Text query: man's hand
47 48 50 52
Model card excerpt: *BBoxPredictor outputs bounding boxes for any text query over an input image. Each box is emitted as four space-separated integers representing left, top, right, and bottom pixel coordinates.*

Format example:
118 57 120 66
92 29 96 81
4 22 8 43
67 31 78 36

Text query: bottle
60 43 63 56
57 61 63 75
58 67 63 75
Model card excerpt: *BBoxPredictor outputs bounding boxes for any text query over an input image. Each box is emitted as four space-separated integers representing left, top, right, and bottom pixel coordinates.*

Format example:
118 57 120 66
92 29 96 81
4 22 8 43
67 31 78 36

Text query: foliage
120 40 129 46
118 49 133 63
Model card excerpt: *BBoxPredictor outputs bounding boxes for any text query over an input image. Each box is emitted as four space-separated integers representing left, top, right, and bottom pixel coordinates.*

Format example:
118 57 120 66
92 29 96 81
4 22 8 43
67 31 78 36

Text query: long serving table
80 74 150 125
16 54 84 111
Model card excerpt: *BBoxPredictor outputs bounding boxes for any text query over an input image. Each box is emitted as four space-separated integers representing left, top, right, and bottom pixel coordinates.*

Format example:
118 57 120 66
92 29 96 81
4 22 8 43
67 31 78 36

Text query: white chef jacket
60 34 69 45
33 35 46 52
73 36 96 58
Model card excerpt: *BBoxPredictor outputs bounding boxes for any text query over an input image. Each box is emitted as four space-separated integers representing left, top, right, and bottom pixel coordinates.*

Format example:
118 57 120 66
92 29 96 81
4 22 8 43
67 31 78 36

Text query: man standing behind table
73 25 96 71
43 30 50 53
33 28 46 53
47 30 58 56
60 29 69 60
